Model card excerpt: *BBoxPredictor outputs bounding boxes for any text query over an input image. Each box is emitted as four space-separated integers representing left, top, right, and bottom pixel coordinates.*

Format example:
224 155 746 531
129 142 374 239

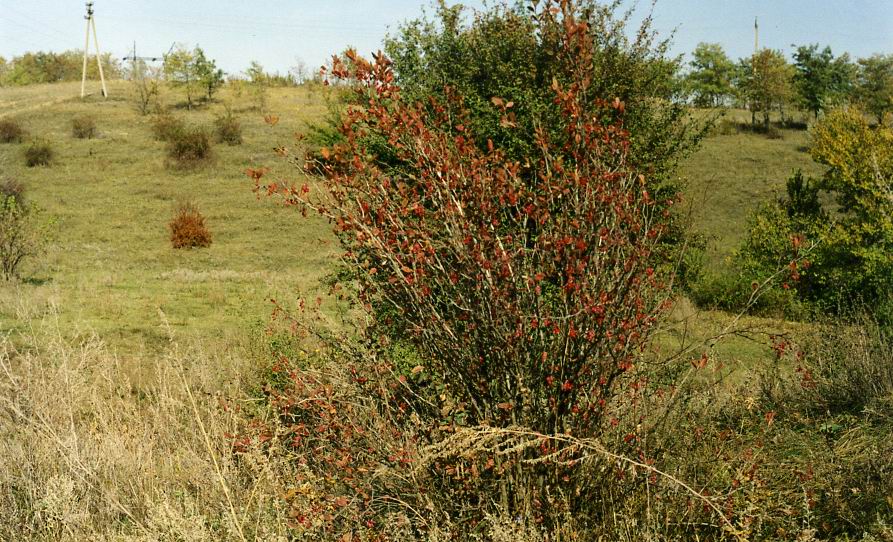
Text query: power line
101 13 386 39
4 4 72 41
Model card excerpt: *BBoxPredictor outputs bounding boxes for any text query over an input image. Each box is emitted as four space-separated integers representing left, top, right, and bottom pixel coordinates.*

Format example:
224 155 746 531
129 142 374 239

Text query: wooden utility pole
80 2 108 99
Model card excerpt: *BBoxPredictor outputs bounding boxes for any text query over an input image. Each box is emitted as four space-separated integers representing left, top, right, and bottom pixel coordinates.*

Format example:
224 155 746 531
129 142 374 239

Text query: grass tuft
0 118 26 143
71 115 97 139
23 139 53 167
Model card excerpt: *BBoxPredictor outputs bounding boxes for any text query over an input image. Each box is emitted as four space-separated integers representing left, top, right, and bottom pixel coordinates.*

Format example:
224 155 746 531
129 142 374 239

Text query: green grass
0 80 337 352
680 110 825 266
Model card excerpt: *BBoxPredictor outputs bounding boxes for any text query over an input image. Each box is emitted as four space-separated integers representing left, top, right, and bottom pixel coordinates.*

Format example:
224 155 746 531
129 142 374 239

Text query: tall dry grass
0 309 299 541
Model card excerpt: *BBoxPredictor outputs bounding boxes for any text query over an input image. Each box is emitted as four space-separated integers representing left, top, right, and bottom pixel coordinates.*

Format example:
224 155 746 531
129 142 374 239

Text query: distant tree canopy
382 1 705 196
683 42 735 107
855 54 893 124
243 60 300 87
163 45 224 107
0 50 121 87
736 108 893 320
792 44 855 119
735 49 794 127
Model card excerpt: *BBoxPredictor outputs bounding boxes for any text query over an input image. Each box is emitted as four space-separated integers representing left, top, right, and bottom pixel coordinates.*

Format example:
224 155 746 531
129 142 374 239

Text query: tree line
0 50 122 86
682 42 893 125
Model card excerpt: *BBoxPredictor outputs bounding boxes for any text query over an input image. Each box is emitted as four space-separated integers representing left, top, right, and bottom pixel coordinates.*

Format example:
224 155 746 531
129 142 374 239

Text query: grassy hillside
1 81 337 353
680 113 825 266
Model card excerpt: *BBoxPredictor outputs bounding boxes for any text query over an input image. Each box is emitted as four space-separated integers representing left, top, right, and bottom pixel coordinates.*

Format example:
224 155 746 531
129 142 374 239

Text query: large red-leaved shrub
256 1 701 537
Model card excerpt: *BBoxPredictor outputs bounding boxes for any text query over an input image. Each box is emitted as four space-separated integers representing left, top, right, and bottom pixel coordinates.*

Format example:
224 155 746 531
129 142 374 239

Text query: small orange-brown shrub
168 203 211 249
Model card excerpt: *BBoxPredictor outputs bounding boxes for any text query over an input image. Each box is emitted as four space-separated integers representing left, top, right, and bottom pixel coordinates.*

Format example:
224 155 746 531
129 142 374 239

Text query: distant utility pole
122 42 163 81
754 17 759 53
751 17 759 125
80 2 108 99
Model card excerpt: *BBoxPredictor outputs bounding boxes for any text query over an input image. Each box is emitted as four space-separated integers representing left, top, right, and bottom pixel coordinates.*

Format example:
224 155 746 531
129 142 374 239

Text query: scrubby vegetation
169 202 212 248
213 108 242 145
0 183 51 280
1 0 892 540
150 112 185 141
71 115 97 139
23 139 53 167
165 127 212 168
0 118 26 143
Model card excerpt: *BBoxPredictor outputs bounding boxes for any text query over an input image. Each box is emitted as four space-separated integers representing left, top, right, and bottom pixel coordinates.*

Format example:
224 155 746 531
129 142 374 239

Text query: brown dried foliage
168 203 212 249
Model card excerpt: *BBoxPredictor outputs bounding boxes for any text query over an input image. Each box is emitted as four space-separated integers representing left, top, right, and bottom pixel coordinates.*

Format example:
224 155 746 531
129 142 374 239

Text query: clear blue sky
1 1 891 76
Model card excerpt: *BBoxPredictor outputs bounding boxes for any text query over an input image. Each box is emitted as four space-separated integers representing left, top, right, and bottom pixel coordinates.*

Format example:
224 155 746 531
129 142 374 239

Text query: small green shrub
150 112 184 141
213 108 242 145
0 119 26 143
166 128 212 168
168 202 212 248
0 191 52 280
71 115 97 139
23 140 53 167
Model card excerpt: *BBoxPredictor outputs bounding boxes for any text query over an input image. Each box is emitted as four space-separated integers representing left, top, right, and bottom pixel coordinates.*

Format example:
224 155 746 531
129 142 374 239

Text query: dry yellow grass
0 307 302 541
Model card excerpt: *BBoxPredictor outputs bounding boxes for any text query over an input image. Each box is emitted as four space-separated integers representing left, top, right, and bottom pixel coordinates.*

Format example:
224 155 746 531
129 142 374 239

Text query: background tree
245 60 266 85
792 44 855 120
193 47 224 101
855 54 893 124
736 49 794 128
244 60 269 111
684 42 735 107
0 50 121 86
290 58 309 84
163 45 198 108
381 1 705 196
735 107 893 320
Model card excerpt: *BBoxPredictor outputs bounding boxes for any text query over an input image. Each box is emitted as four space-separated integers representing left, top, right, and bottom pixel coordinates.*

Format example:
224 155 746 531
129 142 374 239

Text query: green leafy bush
213 108 242 145
71 115 97 139
0 118 26 143
23 139 53 167
0 190 52 280
150 112 184 141
165 127 212 168
727 108 893 321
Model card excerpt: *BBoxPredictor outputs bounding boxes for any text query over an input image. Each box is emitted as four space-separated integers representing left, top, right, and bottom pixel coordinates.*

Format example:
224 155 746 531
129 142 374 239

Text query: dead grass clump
166 128 212 169
169 202 212 249
0 319 299 541
0 118 26 143
71 115 97 139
